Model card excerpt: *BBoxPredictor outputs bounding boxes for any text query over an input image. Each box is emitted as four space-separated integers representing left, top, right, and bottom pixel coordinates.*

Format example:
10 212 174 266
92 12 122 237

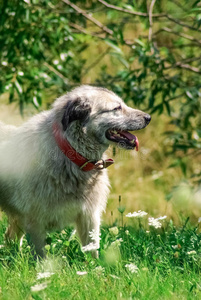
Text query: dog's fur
0 85 151 257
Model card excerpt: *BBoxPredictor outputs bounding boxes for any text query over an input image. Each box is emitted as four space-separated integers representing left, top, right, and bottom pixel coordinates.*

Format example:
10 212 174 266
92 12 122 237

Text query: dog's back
0 121 17 143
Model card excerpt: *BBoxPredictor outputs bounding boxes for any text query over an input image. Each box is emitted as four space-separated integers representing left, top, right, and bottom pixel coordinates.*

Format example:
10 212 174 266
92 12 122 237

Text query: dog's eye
113 105 122 111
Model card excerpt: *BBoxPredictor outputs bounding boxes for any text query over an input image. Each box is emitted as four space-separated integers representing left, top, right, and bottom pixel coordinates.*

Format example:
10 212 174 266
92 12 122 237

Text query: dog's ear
61 98 91 131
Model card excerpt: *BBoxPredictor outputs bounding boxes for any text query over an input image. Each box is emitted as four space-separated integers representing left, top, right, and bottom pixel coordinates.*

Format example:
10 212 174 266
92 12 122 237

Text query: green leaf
9 84 14 103
186 91 193 99
164 101 171 116
134 39 145 47
105 39 123 54
14 80 23 95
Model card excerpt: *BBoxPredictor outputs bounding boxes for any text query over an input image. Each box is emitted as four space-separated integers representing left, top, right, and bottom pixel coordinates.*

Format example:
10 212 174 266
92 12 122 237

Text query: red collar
52 123 114 172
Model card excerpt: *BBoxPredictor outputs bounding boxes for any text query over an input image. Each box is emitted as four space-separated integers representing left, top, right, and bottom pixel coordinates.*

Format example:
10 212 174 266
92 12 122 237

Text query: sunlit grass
0 213 201 299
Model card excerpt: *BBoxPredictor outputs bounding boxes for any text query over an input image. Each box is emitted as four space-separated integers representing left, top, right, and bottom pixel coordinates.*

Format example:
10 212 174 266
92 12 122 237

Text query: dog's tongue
119 130 139 151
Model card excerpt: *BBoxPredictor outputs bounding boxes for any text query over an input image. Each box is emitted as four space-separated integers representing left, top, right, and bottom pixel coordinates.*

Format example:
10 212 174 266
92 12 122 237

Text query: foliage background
0 0 201 222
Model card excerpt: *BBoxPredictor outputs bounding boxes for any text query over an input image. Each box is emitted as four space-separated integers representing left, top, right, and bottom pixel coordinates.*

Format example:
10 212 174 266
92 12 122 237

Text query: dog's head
53 85 151 152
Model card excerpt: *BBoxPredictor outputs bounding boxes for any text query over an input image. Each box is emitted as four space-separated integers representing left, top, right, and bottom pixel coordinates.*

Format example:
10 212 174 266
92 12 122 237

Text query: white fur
0 85 150 258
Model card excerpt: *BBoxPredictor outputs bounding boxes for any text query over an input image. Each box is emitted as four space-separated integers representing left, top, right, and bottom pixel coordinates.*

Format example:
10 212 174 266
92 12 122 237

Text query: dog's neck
52 123 114 172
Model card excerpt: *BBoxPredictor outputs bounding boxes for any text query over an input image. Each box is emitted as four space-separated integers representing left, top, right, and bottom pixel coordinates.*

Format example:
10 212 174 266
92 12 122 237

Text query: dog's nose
144 114 151 124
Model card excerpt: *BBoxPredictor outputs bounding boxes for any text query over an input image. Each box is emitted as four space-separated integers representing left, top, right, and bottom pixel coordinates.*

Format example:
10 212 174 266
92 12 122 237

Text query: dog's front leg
5 215 24 242
25 221 46 259
75 210 100 258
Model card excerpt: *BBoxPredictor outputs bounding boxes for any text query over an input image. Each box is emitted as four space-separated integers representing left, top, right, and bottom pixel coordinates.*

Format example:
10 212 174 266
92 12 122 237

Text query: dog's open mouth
105 129 139 151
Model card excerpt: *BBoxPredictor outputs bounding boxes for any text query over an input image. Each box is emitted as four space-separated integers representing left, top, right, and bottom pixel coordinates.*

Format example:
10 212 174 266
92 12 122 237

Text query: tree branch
148 0 156 42
43 62 69 84
62 0 113 36
165 57 201 74
154 27 201 45
165 56 201 69
69 22 133 47
170 63 201 74
166 15 201 33
98 0 165 18
166 92 186 103
69 22 105 39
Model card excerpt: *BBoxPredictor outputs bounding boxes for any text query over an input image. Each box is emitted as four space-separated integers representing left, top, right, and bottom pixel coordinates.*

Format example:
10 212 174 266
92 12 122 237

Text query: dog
0 85 151 258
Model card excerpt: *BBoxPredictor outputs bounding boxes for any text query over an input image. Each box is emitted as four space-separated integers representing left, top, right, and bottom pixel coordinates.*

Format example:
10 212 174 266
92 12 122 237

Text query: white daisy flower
76 271 87 276
187 250 196 255
148 217 162 229
126 210 148 218
111 238 123 247
157 216 167 220
37 272 54 280
31 282 48 292
125 263 139 274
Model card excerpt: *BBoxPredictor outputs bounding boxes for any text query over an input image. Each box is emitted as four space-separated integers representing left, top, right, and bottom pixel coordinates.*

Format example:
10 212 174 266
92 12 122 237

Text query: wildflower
125 230 129 235
82 243 99 252
45 245 50 251
148 215 167 228
37 272 54 280
69 229 77 241
94 266 105 275
31 282 48 292
125 263 138 274
109 226 119 236
126 210 148 218
109 274 120 280
118 206 125 214
198 217 201 223
111 238 123 247
148 217 162 229
187 250 196 255
157 215 167 221
172 245 178 249
76 271 87 276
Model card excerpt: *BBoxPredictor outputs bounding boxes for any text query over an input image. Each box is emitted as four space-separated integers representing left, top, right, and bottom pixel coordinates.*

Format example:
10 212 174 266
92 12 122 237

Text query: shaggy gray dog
0 85 151 257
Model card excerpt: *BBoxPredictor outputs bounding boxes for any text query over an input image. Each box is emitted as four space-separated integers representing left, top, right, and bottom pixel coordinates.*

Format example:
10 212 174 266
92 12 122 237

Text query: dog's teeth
131 139 135 144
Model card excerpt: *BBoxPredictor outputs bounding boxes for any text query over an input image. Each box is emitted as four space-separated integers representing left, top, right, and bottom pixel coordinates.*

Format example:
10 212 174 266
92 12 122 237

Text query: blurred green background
0 0 201 223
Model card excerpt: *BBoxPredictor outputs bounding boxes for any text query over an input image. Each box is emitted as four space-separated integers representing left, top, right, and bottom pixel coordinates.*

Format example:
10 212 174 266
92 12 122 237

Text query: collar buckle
95 159 114 170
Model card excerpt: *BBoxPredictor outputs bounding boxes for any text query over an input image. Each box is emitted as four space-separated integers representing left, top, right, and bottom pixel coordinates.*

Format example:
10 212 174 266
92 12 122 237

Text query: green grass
0 214 201 300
